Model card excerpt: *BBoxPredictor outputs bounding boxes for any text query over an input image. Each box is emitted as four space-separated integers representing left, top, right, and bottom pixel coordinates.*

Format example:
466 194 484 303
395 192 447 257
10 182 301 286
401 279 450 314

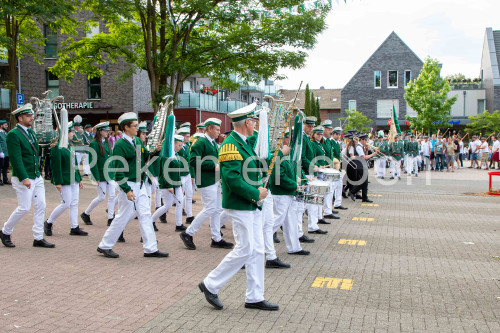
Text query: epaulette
218 143 243 163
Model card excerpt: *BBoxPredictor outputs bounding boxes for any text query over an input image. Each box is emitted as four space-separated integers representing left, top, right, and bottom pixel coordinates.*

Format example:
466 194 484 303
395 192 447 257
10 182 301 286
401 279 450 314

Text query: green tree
465 110 500 136
404 57 457 133
304 84 311 117
339 109 371 133
51 0 330 112
0 0 81 118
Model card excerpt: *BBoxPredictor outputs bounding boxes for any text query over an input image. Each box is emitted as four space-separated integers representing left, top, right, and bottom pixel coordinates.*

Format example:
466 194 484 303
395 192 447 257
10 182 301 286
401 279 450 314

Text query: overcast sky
276 0 499 90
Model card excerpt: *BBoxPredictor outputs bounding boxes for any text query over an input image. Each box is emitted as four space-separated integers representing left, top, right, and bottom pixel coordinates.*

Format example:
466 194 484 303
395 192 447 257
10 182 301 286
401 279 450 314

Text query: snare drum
317 168 341 182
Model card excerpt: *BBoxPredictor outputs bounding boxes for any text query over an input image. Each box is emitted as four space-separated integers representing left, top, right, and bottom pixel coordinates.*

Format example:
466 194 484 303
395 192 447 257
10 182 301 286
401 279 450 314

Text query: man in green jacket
1 104 54 248
199 105 278 312
0 119 10 185
97 112 168 259
180 118 233 250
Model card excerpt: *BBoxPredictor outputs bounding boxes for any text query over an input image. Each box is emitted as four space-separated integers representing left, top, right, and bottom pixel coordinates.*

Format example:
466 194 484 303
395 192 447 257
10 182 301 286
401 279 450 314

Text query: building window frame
348 100 357 111
374 71 381 89
87 76 101 100
387 70 398 88
44 25 58 59
405 70 411 87
45 70 59 98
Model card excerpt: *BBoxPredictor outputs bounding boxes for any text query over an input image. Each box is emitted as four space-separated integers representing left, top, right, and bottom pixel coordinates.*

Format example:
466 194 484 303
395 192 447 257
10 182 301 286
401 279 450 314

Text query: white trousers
262 192 277 261
98 182 158 253
145 177 162 209
47 182 80 228
186 183 222 242
391 159 402 177
181 175 193 218
152 188 183 226
333 176 343 208
204 209 265 303
296 201 320 234
3 176 46 240
273 195 302 253
85 181 116 219
323 182 334 215
376 158 387 178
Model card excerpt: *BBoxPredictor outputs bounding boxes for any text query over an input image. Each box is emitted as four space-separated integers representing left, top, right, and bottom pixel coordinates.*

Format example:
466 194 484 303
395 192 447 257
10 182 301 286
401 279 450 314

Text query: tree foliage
404 57 457 133
465 110 500 136
51 0 330 111
339 109 371 134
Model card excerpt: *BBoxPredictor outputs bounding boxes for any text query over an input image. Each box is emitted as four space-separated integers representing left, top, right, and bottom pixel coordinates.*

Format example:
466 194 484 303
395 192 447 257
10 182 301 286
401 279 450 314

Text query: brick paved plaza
0 168 499 332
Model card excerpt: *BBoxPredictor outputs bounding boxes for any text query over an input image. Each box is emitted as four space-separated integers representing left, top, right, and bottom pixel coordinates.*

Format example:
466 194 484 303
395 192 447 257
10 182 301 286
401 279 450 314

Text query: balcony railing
0 88 10 109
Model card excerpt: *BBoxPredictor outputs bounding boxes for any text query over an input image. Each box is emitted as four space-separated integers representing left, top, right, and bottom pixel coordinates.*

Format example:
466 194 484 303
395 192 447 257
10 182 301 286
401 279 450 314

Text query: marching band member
97 112 168 259
180 118 233 250
406 134 419 177
199 105 278 311
319 120 340 220
177 126 194 224
270 129 310 257
296 116 317 243
390 134 404 180
331 127 347 210
1 104 54 248
44 122 88 237
81 122 116 227
151 135 186 231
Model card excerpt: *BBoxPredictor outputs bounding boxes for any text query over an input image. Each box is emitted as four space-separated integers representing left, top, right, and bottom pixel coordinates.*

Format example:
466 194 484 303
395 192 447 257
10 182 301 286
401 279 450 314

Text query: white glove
0 152 4 158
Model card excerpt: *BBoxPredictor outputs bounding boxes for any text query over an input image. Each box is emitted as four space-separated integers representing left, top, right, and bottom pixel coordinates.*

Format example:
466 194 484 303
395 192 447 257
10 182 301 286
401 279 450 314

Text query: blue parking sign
17 93 24 105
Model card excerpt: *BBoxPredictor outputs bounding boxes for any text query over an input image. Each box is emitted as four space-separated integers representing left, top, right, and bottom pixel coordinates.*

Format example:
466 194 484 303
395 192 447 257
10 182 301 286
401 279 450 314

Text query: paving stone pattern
0 168 499 332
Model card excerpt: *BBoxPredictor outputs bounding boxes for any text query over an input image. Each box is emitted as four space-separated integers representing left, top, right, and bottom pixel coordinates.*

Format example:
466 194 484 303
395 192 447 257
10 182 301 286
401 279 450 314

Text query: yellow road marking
312 277 353 290
338 239 367 246
352 217 374 221
361 203 379 207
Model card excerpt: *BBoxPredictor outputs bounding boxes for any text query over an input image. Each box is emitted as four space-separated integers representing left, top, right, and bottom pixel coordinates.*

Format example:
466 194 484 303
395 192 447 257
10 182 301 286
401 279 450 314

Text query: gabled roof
343 31 423 89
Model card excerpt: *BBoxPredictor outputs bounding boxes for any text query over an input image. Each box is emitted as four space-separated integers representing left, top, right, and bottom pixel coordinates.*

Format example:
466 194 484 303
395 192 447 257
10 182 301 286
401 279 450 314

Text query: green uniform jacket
88 140 112 182
50 145 82 185
301 133 315 175
331 139 341 160
0 130 8 156
189 136 218 188
269 150 297 196
177 142 191 177
112 136 151 193
158 154 182 189
390 141 404 161
219 131 262 211
6 126 40 180
311 140 329 167
406 141 419 157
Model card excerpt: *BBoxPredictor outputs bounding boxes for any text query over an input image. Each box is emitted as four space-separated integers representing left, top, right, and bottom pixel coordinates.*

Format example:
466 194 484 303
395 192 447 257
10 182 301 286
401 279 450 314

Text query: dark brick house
341 32 424 130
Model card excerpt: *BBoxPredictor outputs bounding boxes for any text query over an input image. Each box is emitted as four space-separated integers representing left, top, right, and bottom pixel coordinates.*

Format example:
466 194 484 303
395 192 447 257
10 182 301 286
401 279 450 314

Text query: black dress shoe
175 224 187 232
244 300 279 311
159 213 167 223
308 229 328 235
318 218 331 224
362 199 373 203
334 205 348 210
0 231 15 247
107 218 113 226
44 220 53 236
144 250 169 257
118 232 125 242
273 232 280 243
153 222 158 232
185 216 194 224
265 258 291 269
288 249 310 255
33 239 55 248
211 239 234 249
70 226 88 236
299 235 315 243
80 212 93 225
97 247 119 258
199 282 223 310
180 231 196 250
